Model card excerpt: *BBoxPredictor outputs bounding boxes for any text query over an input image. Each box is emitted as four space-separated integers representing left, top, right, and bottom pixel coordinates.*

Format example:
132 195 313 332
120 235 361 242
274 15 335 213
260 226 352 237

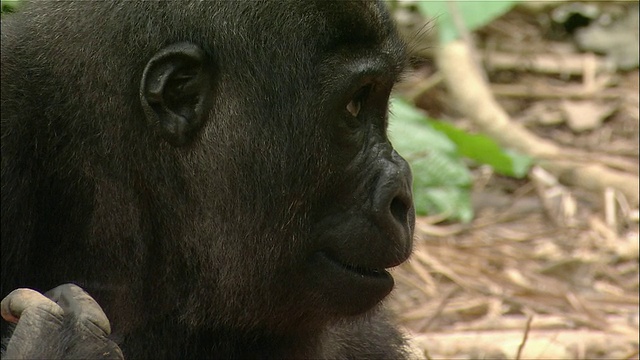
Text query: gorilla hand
1 284 123 359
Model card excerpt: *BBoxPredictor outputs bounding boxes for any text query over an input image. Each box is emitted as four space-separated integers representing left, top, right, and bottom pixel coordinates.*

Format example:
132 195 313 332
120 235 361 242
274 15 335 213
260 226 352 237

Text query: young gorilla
1 1 415 358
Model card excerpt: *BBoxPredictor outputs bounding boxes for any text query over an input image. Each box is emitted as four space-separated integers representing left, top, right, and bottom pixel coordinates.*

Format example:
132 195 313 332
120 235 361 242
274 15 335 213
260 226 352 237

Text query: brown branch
436 40 639 206
515 314 533 360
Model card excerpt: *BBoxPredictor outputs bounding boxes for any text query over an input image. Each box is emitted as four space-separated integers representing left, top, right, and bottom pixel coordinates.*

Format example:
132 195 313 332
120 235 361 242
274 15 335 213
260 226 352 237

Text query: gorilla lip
317 252 391 279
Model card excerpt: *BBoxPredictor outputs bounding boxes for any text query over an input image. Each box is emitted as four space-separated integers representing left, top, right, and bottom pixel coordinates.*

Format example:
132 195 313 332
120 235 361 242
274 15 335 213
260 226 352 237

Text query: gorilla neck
122 320 327 358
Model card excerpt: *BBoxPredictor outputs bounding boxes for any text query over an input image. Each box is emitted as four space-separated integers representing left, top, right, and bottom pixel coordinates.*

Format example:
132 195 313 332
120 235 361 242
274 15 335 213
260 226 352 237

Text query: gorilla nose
372 154 414 262
377 179 413 236
389 193 411 227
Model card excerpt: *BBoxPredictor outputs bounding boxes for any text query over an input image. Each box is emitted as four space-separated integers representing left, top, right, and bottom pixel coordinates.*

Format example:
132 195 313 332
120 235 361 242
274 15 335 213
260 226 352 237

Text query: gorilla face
308 56 414 315
167 1 415 328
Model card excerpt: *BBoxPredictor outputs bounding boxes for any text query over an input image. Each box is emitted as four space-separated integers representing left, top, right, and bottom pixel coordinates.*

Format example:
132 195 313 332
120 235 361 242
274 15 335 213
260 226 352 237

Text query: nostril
389 196 408 225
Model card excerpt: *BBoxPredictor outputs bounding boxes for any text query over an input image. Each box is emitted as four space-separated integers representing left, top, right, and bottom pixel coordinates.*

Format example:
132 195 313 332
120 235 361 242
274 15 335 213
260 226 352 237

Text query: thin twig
515 314 533 360
420 287 459 332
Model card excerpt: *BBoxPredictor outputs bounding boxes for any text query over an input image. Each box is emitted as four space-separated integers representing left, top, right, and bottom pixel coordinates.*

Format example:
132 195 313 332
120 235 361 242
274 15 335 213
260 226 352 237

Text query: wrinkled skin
1 1 415 358
2 285 123 359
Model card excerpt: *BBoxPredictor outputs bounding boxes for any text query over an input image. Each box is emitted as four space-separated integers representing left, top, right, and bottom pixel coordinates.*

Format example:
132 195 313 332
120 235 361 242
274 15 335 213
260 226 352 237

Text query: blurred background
384 1 639 359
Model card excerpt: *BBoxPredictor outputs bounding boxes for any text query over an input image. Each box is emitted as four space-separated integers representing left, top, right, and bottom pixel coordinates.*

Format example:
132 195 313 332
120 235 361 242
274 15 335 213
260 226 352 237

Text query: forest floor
387 2 639 359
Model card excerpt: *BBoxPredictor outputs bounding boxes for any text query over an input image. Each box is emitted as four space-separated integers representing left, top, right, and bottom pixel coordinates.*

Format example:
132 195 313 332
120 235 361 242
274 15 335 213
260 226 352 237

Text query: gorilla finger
1 288 64 324
45 283 112 335
2 289 65 358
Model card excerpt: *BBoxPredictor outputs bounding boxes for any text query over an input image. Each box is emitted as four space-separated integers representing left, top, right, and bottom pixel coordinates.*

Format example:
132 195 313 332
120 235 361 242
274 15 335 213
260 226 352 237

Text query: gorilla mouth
318 252 390 279
312 251 395 315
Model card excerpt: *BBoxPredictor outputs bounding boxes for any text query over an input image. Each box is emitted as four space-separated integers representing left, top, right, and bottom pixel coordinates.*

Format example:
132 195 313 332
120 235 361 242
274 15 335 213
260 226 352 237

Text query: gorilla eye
346 84 372 118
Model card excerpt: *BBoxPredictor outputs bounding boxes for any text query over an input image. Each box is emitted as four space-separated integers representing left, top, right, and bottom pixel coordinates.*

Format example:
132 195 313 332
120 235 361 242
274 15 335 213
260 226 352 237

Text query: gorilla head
1 1 414 357
161 0 415 330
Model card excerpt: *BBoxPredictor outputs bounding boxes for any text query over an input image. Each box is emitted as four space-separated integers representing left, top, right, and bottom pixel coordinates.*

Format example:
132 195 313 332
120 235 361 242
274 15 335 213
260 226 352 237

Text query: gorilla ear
140 42 213 147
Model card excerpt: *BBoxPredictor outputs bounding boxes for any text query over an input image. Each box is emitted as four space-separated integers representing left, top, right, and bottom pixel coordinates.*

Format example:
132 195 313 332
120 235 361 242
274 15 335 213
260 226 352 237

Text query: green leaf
410 150 472 188
389 98 474 222
1 0 21 13
504 149 533 178
410 150 473 222
414 186 474 223
415 1 518 44
430 120 533 178
389 98 533 221
389 99 457 154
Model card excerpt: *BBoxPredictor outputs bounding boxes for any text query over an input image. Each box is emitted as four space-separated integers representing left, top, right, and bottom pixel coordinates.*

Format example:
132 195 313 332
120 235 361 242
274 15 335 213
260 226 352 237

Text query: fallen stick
436 40 639 205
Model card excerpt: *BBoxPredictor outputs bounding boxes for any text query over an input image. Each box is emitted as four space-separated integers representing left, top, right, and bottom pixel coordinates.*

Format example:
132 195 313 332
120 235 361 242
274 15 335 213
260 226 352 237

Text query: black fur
1 1 414 358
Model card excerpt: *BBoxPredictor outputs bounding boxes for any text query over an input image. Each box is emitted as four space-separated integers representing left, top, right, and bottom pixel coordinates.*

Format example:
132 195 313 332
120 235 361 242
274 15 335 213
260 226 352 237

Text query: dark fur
1 1 414 358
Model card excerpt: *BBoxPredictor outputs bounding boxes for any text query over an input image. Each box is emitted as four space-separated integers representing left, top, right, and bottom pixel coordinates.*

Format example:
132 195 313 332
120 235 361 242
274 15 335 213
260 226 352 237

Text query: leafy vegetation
1 0 21 14
390 97 531 223
389 98 474 222
389 1 530 222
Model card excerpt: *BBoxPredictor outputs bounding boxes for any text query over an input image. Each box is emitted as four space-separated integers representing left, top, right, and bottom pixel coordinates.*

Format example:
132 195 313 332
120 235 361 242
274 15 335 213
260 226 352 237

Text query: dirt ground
387 3 639 359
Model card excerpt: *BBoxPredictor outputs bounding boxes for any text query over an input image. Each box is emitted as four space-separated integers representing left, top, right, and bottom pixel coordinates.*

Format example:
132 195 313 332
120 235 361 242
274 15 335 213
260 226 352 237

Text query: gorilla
1 1 415 358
